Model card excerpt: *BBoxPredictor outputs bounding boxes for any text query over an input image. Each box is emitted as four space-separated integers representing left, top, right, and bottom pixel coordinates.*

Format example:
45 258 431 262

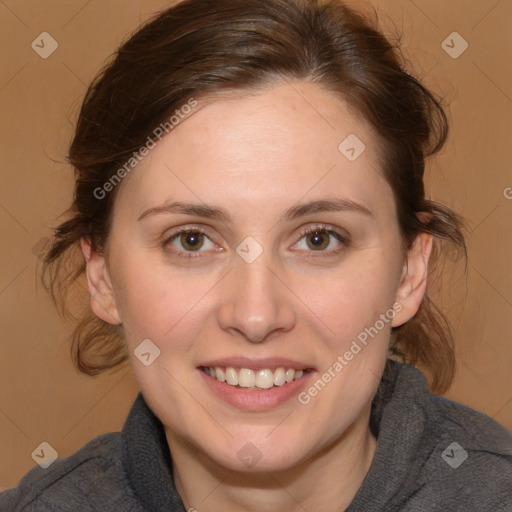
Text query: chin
197 429 311 474
212 446 305 474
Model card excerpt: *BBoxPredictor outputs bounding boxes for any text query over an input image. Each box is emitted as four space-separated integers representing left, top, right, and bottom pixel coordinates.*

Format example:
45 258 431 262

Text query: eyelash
162 223 348 260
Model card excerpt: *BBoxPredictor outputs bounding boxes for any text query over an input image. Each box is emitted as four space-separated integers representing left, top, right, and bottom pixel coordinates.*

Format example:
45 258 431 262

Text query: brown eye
305 230 330 250
164 228 217 258
179 231 205 251
292 225 347 256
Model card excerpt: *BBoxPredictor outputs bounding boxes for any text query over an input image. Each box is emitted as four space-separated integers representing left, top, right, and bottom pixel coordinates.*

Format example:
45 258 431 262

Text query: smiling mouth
200 366 312 390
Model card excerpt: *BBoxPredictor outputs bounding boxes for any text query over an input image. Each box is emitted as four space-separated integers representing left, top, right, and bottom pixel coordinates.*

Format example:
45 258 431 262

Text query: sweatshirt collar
346 360 439 511
121 393 187 511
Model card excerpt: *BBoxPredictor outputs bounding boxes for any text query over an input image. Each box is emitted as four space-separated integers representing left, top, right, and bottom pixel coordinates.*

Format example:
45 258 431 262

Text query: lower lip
198 369 315 411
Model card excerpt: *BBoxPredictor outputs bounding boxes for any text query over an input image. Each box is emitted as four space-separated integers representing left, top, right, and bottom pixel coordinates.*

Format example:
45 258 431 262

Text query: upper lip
199 357 314 371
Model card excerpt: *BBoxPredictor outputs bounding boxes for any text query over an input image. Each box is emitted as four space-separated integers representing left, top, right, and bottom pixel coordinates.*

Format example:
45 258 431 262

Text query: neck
166 405 377 511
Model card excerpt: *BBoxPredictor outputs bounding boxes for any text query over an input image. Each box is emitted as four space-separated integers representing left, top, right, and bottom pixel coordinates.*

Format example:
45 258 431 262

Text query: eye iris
307 230 329 250
181 232 203 251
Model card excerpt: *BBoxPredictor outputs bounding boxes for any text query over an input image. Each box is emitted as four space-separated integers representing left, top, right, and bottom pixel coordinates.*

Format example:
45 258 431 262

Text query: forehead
114 81 394 223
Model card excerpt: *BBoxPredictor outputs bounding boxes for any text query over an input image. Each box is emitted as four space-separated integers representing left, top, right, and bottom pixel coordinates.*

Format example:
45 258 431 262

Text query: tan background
0 0 510 489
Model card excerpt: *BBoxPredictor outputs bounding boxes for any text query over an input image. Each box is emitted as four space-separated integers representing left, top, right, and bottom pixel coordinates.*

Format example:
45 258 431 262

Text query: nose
216 253 296 343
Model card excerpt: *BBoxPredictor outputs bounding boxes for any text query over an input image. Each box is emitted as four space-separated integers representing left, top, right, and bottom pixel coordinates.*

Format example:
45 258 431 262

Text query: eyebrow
137 198 373 223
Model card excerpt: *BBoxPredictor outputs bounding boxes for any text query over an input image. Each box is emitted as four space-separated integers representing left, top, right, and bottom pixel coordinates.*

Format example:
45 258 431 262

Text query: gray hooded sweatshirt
1 360 511 511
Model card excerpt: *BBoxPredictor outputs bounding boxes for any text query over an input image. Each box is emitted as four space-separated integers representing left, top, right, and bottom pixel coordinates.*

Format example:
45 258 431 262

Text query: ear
80 237 122 325
391 232 433 328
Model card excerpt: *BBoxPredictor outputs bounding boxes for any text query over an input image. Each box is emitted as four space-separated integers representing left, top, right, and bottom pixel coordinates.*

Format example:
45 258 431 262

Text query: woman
1 0 511 510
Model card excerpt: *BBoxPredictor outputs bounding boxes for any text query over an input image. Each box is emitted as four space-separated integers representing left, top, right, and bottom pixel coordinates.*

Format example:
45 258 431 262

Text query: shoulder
374 361 512 511
432 392 512 454
415 392 512 510
0 433 141 512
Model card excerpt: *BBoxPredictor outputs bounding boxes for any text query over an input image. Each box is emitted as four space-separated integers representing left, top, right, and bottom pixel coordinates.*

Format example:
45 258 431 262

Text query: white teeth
273 367 286 386
215 367 226 382
255 369 274 389
238 368 255 388
285 368 295 383
204 366 308 389
225 367 238 386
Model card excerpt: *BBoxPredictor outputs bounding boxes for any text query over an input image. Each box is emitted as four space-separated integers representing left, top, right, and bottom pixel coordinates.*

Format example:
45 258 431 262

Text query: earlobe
391 232 433 328
80 237 122 325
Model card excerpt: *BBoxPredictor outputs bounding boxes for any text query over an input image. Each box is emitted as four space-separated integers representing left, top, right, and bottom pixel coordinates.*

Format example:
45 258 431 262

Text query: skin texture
81 81 432 511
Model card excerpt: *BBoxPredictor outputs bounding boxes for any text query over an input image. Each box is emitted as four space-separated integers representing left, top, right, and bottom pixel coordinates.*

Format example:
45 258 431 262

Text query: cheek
293 252 400 346
110 250 220 349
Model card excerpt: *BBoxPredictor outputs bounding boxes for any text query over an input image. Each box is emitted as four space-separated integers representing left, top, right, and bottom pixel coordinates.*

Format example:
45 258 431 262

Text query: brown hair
42 0 467 393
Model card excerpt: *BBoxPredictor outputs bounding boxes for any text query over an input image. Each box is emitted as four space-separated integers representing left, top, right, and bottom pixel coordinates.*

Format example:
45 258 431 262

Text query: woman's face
85 81 429 472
